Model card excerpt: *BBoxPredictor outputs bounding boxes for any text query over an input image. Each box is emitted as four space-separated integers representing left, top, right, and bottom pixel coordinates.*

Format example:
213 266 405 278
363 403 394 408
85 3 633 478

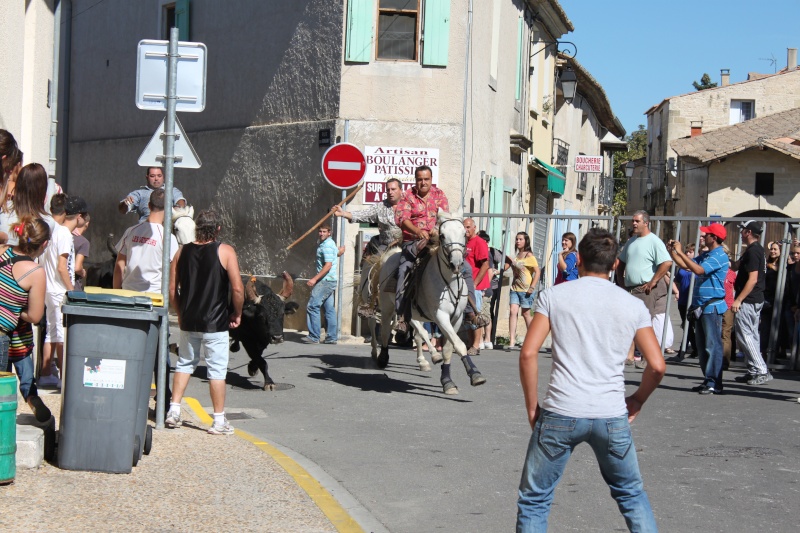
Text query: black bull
230 274 298 390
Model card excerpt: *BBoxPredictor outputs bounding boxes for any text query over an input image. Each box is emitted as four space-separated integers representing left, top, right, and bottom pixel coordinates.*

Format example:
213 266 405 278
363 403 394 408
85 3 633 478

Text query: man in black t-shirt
732 220 770 385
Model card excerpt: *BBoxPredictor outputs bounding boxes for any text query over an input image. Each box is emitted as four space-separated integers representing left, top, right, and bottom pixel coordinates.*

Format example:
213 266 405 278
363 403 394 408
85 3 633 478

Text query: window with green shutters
345 0 449 66
161 0 190 41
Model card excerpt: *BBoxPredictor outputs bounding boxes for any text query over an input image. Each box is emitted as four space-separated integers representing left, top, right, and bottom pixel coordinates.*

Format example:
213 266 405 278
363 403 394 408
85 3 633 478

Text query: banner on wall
361 146 440 204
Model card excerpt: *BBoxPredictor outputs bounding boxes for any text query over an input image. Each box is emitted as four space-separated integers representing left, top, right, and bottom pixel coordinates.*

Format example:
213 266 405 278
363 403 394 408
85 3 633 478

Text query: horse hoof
377 353 389 369
419 361 431 372
431 352 443 365
263 382 276 391
442 380 458 395
470 372 486 386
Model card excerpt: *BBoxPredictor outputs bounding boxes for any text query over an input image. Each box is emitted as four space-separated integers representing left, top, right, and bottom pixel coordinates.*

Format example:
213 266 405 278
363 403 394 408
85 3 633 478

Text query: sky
558 0 800 137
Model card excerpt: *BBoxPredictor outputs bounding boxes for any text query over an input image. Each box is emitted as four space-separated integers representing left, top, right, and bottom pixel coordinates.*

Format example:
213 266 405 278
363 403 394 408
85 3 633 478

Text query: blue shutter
422 0 450 66
346 0 374 63
488 177 504 246
515 17 523 100
175 0 190 41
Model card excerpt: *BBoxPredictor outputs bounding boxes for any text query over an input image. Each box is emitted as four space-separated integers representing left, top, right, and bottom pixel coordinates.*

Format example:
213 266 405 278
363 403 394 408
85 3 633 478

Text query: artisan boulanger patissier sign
362 146 440 204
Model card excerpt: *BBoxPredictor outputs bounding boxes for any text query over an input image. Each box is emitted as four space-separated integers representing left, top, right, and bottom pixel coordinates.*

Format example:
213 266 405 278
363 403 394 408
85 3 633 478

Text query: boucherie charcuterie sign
362 146 440 204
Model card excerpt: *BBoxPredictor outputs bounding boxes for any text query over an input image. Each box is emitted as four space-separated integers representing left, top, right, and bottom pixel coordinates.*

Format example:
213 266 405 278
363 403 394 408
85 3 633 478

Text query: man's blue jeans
517 410 657 533
307 280 337 342
694 310 724 390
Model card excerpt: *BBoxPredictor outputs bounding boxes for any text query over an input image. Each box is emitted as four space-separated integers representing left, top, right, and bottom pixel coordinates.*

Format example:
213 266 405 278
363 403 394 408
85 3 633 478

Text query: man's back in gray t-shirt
536 276 652 419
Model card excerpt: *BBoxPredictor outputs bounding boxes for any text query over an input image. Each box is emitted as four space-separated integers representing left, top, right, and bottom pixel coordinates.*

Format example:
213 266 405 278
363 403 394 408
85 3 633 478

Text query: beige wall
0 0 55 167
552 87 606 215
707 149 800 217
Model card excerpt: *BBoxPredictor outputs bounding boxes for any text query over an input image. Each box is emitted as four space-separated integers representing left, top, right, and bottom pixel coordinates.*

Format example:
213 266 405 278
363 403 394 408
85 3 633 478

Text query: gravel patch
4 393 336 532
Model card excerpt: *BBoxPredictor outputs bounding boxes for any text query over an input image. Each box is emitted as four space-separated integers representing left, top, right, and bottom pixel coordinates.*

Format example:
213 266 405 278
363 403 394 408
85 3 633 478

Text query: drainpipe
459 0 473 209
49 0 62 178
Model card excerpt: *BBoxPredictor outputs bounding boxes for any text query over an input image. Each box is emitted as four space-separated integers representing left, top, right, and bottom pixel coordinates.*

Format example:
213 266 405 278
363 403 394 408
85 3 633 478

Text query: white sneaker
208 417 234 435
484 342 493 350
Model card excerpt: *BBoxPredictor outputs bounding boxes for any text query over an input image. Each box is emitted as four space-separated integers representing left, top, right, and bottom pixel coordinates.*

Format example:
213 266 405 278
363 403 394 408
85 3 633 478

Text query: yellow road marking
183 397 364 533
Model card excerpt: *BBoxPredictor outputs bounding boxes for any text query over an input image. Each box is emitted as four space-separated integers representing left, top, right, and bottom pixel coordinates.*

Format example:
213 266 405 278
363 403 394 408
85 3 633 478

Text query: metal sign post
155 28 180 430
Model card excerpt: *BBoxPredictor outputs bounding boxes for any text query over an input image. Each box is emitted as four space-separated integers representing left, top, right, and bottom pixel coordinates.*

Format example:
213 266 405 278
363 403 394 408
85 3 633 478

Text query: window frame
730 99 756 124
375 0 421 63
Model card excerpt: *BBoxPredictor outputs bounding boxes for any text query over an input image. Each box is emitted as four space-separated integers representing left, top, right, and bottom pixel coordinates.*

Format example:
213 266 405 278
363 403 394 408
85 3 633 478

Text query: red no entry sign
321 143 366 189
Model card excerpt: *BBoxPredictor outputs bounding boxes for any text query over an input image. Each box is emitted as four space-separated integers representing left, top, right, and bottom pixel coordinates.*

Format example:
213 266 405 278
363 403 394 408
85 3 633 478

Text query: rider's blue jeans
307 280 337 342
516 410 657 533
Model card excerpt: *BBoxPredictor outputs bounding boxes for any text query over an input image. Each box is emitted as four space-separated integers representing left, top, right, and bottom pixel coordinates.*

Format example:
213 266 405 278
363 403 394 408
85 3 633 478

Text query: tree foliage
611 125 648 216
692 73 717 91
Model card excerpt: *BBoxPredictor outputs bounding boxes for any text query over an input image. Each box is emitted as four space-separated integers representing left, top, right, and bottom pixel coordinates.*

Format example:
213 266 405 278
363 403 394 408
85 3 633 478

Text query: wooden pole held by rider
285 183 363 251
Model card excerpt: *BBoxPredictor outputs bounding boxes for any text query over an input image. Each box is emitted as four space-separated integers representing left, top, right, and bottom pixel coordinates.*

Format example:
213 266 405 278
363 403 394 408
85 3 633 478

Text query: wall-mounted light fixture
559 67 577 105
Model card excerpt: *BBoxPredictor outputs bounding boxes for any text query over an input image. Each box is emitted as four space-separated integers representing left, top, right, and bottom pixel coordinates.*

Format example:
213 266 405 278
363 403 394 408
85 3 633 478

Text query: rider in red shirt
394 166 449 331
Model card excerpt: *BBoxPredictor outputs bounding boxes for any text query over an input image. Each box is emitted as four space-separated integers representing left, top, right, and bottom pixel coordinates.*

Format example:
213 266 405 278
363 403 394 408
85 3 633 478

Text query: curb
183 397 379 533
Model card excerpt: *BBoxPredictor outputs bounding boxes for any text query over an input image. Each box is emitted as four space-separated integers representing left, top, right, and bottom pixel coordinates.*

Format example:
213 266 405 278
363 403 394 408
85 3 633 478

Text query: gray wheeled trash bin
58 291 165 473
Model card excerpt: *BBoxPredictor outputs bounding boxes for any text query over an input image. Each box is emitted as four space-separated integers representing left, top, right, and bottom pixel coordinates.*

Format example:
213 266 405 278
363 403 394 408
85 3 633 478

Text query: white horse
368 208 486 395
172 205 196 245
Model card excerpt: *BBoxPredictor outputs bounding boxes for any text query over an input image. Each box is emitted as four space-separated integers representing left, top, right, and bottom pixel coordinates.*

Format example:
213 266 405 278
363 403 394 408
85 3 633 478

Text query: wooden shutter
422 0 450 66
175 0 190 41
346 0 374 63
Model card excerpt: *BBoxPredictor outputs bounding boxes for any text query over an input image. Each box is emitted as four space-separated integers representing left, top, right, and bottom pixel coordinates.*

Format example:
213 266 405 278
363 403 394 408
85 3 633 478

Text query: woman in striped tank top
0 217 50 421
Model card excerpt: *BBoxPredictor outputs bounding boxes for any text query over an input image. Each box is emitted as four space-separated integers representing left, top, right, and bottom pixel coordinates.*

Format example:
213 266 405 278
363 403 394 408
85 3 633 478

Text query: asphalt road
176 333 800 533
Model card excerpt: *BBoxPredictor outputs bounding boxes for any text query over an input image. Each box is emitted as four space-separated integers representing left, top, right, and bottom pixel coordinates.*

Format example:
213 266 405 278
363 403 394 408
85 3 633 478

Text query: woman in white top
0 163 56 246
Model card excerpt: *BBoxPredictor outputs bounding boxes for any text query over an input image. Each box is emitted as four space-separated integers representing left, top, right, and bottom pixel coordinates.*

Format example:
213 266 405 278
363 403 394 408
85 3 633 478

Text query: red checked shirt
394 185 449 242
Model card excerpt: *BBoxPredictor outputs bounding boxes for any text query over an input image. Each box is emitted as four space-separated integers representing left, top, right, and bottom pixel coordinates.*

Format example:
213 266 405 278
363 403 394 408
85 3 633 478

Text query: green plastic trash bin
59 292 164 474
0 372 17 484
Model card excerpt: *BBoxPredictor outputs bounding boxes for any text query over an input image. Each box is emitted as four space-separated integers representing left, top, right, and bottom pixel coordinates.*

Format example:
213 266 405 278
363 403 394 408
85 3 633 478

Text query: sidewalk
6 391 344 532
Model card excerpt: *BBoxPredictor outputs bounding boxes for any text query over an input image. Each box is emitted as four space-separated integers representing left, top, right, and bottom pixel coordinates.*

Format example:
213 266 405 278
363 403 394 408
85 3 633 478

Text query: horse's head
436 207 465 271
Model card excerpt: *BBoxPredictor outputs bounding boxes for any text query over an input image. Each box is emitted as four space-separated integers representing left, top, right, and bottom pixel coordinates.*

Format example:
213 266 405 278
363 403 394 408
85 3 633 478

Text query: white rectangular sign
136 39 207 112
83 358 126 389
574 155 603 173
362 146 440 204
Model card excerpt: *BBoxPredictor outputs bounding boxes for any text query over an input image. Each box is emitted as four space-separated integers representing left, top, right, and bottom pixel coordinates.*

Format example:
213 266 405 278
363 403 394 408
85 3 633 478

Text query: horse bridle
435 218 467 306
437 218 466 265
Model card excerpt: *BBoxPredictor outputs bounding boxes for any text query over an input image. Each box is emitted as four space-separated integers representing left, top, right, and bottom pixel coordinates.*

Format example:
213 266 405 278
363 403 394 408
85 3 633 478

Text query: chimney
788 48 798 70
691 121 703 137
721 69 730 86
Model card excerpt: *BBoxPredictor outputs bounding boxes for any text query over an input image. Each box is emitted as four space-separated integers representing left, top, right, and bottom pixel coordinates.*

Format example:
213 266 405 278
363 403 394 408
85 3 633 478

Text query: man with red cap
667 223 729 394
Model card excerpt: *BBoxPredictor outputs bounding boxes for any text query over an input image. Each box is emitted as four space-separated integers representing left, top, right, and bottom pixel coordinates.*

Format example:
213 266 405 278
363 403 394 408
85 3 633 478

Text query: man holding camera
667 224 729 395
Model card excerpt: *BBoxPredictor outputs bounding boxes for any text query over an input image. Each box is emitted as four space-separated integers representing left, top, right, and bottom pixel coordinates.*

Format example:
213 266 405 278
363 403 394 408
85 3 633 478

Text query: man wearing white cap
732 220 770 385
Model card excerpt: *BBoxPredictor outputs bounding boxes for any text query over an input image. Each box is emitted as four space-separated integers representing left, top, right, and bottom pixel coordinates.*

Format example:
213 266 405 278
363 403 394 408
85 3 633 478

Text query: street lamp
625 161 635 179
560 67 577 104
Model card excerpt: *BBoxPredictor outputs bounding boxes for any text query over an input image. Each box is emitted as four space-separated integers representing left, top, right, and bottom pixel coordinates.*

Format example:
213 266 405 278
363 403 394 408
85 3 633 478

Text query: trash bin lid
66 291 154 309
84 286 164 307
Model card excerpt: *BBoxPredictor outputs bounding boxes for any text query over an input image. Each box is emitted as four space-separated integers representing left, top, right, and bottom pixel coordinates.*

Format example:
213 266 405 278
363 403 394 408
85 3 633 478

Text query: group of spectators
0 128 246 436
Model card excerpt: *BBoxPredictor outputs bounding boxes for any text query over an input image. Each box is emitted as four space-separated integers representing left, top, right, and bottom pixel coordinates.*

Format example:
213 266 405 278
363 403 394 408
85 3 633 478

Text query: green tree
611 124 647 216
692 73 717 91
